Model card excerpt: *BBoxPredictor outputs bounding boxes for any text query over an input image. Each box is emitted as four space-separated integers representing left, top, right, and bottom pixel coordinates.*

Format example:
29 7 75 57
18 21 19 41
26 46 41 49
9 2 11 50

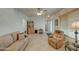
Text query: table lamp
71 21 79 50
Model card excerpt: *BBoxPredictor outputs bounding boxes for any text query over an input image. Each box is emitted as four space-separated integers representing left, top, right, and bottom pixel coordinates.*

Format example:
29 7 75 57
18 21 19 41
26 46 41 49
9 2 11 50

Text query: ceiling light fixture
36 8 44 16
37 12 42 16
35 8 51 19
36 8 43 16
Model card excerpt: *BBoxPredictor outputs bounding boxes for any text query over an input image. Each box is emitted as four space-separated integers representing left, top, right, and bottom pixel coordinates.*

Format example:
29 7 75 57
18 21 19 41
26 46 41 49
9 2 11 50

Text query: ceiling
17 8 63 17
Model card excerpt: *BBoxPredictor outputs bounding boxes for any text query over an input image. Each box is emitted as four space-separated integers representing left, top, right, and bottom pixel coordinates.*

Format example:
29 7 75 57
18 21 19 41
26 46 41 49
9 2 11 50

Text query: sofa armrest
5 39 25 51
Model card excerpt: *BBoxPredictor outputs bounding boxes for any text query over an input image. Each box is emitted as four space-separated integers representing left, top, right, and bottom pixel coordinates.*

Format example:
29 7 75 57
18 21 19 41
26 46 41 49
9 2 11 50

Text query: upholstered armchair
48 30 64 49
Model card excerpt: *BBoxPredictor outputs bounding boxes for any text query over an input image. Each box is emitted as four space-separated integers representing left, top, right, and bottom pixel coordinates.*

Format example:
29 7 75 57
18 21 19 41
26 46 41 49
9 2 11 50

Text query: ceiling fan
35 8 50 17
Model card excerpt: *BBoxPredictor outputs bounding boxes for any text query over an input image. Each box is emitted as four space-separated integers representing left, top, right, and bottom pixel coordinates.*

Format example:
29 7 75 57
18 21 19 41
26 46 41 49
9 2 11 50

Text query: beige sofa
0 32 29 51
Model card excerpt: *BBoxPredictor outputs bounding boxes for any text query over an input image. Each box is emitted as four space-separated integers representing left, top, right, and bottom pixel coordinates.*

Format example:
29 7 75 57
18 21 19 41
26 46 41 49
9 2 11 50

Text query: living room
0 8 79 51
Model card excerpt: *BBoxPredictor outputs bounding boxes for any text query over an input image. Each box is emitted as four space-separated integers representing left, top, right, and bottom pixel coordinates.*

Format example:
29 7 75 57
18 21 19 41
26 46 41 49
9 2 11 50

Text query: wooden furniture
27 21 34 34
48 30 64 49
17 32 28 40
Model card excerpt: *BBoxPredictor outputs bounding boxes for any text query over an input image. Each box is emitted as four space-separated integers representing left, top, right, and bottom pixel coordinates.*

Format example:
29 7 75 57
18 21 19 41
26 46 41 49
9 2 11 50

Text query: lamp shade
71 21 79 29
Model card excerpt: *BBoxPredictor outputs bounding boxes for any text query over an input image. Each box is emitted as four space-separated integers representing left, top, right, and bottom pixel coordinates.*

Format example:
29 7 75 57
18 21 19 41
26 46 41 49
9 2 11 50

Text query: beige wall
60 9 79 39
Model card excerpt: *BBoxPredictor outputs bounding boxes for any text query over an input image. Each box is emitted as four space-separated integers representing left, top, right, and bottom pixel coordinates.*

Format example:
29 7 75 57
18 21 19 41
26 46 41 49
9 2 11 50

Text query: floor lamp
71 21 79 51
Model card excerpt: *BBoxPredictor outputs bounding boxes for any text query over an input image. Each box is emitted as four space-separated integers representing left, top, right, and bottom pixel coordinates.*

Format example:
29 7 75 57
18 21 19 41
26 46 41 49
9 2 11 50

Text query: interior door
27 21 34 34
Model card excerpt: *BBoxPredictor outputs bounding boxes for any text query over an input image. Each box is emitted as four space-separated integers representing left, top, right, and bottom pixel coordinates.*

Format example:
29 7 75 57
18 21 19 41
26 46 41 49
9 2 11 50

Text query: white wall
0 8 28 36
44 17 55 33
52 18 55 33
47 20 53 33
0 8 56 36
28 16 46 33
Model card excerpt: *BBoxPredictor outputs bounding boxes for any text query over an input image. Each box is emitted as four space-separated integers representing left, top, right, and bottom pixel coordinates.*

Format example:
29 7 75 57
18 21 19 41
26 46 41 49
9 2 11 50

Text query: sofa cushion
19 38 29 51
5 38 28 51
0 34 14 49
